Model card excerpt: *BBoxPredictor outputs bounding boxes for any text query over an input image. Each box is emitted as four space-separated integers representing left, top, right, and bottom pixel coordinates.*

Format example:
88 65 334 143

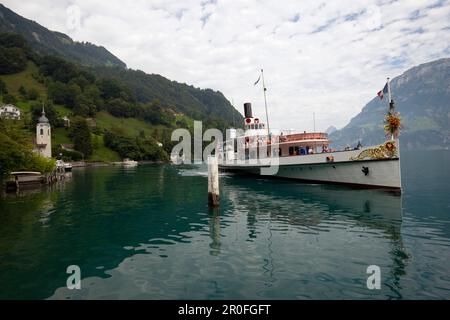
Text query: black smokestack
244 103 253 118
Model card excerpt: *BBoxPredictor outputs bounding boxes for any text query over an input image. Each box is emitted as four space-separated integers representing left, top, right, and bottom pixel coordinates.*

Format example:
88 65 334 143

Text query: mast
387 77 395 140
261 69 270 136
387 77 392 105
313 112 316 133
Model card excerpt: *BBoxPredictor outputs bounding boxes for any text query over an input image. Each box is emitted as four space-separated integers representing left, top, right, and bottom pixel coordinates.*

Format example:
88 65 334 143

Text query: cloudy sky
3 0 450 130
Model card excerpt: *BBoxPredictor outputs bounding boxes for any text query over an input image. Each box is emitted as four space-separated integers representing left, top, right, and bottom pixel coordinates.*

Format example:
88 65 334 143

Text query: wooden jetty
4 169 66 193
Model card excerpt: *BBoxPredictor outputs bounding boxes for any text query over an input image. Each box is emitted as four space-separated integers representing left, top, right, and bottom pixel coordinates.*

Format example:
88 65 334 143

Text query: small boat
56 160 73 172
122 158 138 167
64 163 73 172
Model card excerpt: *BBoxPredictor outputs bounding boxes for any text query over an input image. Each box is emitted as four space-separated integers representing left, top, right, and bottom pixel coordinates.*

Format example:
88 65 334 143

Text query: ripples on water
0 151 449 299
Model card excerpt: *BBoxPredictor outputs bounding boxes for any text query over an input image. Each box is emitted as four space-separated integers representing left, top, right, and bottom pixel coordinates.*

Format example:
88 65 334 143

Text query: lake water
0 151 449 300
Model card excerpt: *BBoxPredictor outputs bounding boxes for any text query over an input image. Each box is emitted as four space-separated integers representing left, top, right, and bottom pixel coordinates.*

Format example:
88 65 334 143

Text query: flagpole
261 69 270 136
387 77 395 140
387 77 392 105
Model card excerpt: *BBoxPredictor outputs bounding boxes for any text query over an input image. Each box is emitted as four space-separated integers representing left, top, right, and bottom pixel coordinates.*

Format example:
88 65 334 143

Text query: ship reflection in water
48 166 407 300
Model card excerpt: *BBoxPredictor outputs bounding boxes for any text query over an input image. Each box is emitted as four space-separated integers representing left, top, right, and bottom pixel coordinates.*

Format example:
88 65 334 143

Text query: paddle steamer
218 77 402 191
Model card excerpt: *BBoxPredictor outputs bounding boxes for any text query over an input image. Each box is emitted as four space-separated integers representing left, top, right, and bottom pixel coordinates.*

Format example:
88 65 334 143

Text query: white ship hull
219 141 402 191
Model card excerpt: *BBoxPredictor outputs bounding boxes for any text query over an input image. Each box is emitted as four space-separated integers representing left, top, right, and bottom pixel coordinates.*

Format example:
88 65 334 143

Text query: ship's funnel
244 103 253 118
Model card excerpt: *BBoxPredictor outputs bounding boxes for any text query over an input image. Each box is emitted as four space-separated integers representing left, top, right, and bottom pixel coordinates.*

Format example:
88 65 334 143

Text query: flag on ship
377 82 389 100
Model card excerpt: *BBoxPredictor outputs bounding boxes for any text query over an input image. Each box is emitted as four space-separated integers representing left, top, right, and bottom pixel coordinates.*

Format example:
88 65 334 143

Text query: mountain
330 58 450 150
92 66 243 125
0 3 126 68
326 125 337 135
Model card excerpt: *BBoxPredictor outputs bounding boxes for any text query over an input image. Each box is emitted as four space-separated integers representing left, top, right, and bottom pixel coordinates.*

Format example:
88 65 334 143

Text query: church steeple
36 101 51 158
38 103 49 124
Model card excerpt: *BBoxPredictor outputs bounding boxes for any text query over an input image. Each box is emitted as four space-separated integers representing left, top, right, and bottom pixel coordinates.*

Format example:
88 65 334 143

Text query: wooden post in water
208 155 219 207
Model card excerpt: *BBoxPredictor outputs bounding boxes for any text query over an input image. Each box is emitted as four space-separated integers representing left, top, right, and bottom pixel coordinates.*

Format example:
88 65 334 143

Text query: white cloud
3 0 450 131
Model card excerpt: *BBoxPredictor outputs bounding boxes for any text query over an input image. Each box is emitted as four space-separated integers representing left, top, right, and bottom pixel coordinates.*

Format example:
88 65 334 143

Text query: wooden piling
208 155 220 207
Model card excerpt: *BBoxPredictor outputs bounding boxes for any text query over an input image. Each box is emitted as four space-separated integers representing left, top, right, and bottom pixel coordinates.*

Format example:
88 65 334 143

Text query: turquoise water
0 150 449 299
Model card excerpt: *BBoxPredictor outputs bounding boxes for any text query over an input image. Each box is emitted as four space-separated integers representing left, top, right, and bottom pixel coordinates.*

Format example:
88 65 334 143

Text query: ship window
40 129 43 135
251 124 255 129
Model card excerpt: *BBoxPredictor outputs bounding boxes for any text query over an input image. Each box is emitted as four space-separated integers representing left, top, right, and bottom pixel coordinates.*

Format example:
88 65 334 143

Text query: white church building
35 108 52 158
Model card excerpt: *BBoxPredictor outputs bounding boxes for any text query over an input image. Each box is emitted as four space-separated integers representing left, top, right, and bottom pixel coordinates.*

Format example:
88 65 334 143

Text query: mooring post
208 155 219 207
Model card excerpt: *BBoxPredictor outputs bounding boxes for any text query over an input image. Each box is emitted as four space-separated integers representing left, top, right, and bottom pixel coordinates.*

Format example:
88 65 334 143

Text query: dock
4 170 67 193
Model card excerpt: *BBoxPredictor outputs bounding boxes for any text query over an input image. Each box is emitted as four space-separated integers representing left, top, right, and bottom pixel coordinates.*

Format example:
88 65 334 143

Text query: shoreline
71 160 168 168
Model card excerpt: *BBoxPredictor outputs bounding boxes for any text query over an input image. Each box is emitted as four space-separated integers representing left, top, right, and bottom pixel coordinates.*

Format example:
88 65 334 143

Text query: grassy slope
95 111 158 137
90 134 121 162
0 62 47 98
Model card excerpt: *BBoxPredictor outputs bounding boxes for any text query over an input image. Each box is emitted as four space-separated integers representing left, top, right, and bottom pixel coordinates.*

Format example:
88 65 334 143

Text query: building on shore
0 104 21 120
34 108 52 158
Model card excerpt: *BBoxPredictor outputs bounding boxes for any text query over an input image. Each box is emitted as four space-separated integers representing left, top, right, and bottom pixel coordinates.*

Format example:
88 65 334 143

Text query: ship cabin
270 131 331 157
221 103 332 162
235 129 331 160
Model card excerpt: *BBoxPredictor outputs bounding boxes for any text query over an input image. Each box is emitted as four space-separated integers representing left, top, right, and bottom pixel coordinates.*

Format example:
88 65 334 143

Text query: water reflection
221 176 408 299
223 176 403 237
208 208 221 256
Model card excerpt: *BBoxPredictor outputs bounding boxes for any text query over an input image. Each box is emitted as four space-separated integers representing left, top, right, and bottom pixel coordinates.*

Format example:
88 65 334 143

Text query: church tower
36 107 52 158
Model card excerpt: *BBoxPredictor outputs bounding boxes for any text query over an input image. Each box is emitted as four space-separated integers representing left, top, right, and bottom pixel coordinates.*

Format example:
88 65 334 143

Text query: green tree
0 78 8 96
103 129 168 161
83 85 103 110
106 98 135 118
3 93 17 104
0 33 29 49
70 117 92 158
48 81 68 105
66 83 82 108
0 47 28 75
98 78 124 100
39 55 79 83
28 88 40 100
0 120 55 181
74 92 97 117
19 85 27 99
